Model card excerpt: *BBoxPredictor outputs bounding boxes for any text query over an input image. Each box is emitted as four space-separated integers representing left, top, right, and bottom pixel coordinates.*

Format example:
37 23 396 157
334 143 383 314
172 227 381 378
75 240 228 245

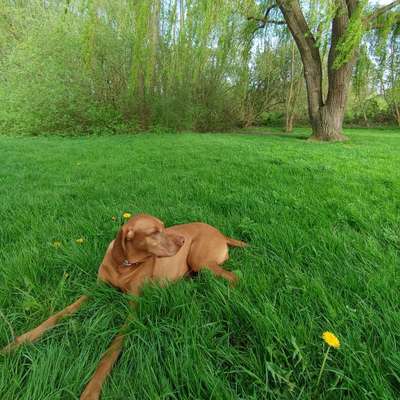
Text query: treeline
0 0 398 135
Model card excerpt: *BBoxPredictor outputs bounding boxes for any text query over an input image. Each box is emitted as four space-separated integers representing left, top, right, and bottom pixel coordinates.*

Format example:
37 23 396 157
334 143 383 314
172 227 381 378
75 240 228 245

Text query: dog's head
111 214 185 265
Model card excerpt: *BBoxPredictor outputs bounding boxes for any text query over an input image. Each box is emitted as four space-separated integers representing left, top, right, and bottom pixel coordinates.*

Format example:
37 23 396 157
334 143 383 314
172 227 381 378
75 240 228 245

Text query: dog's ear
111 226 134 264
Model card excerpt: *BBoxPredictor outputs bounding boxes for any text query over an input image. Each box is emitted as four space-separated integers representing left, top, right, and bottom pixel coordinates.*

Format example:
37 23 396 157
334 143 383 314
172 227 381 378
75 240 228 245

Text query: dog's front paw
228 270 242 287
232 270 243 280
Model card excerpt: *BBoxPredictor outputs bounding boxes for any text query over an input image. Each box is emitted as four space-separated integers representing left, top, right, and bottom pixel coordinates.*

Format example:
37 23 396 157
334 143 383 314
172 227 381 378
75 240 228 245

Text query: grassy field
0 128 399 399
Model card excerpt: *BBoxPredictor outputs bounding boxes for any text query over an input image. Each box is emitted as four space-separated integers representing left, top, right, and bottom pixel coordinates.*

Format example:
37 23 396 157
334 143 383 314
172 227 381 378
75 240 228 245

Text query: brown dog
2 214 246 400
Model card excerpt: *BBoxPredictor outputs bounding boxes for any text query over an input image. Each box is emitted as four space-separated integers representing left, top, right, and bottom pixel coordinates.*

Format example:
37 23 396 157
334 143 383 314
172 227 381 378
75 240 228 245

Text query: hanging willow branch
364 0 400 29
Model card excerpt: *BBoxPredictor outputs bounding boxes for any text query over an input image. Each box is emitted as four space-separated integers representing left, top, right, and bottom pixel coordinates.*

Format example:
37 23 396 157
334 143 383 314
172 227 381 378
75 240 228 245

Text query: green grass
0 128 399 399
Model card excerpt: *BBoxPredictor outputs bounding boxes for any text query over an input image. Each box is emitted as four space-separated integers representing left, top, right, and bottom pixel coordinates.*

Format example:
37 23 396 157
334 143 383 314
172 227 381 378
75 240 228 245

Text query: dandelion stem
316 347 330 389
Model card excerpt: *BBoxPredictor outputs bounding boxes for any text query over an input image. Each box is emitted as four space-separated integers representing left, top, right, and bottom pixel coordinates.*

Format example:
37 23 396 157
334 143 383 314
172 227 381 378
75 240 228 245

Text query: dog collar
122 255 152 267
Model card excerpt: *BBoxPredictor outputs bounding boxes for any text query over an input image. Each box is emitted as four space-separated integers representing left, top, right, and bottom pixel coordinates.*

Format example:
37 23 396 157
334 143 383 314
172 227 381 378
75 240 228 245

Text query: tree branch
275 1 320 62
247 4 286 30
247 16 286 28
264 4 278 20
345 0 358 15
367 13 400 29
366 0 400 22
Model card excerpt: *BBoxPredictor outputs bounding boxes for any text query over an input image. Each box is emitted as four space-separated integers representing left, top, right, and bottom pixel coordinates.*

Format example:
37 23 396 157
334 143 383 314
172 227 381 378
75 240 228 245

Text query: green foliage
1 0 400 134
0 2 124 135
261 111 285 126
345 95 390 125
368 19 400 126
0 0 254 135
353 46 371 97
1 129 400 398
333 0 367 70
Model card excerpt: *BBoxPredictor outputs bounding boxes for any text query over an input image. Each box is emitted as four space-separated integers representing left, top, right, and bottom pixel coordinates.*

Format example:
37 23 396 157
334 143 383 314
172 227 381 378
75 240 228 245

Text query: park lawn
0 128 399 399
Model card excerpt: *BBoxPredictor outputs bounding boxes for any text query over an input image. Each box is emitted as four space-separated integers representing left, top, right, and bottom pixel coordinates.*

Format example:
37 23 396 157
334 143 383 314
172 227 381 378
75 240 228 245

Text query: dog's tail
226 237 247 248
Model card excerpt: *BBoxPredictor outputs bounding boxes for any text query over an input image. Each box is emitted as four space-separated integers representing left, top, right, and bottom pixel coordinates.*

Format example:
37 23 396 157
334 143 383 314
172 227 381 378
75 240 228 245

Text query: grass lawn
0 128 399 399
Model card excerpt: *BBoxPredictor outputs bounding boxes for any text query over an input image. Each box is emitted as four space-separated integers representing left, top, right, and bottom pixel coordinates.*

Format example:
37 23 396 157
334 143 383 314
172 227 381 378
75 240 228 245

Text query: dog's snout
175 235 185 246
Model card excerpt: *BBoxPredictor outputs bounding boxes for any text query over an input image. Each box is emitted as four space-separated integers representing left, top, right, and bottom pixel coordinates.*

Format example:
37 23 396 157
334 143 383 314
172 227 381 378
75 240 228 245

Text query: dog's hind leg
80 295 139 400
80 313 135 400
1 295 88 353
188 240 238 284
80 328 126 400
193 261 238 284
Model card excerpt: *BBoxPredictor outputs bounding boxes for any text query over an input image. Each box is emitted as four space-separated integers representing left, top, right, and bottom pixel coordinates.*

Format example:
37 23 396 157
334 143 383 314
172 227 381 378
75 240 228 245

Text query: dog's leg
226 237 247 248
80 296 138 400
1 295 88 353
193 262 238 284
80 328 126 400
80 313 135 400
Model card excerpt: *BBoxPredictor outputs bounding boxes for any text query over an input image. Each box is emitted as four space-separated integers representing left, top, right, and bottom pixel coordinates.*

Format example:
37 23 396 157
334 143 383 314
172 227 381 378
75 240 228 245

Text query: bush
259 112 285 127
0 1 251 135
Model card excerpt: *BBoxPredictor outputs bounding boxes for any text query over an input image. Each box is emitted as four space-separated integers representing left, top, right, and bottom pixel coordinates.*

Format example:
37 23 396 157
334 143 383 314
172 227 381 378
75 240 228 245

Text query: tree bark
309 105 348 141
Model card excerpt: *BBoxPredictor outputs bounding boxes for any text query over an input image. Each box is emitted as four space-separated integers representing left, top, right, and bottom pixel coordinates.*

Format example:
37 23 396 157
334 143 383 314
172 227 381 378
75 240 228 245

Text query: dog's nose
176 235 185 246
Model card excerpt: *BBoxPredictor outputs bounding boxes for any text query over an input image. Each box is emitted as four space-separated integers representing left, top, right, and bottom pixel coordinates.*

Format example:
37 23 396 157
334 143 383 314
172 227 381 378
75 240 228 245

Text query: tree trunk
309 105 348 141
362 108 370 127
285 113 294 132
308 0 354 142
395 105 400 127
300 59 349 141
307 66 351 142
285 42 296 133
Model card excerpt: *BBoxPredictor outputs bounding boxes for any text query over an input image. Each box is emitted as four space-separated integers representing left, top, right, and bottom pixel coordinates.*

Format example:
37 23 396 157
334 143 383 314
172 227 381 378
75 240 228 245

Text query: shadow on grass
229 128 310 140
268 132 309 140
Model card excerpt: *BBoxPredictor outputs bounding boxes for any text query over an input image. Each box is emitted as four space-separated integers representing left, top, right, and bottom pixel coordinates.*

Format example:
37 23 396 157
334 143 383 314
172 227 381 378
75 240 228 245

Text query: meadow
0 128 399 399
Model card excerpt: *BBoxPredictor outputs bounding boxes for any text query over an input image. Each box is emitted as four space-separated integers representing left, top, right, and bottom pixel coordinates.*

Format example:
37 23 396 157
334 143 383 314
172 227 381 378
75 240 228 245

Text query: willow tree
375 21 400 126
249 0 400 141
0 0 255 133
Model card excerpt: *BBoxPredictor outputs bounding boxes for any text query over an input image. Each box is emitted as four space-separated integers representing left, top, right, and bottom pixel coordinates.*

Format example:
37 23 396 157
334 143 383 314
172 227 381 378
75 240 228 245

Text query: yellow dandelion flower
52 241 62 248
322 331 340 349
75 238 84 244
123 212 132 219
